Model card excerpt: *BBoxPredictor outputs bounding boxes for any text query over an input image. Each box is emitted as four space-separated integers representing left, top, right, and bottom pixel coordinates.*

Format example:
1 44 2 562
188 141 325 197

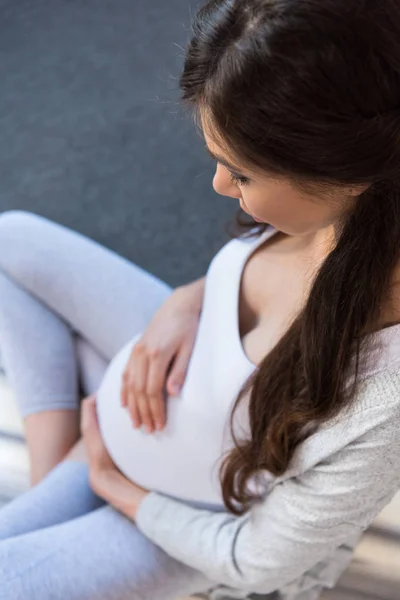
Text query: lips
239 198 264 222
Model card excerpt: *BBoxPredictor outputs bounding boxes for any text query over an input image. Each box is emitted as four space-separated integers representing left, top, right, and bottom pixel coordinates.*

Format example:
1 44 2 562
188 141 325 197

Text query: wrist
94 469 149 520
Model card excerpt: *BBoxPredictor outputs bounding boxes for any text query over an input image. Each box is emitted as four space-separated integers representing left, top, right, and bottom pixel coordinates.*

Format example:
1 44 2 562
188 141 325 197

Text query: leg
0 210 173 482
0 460 105 541
75 334 109 398
0 267 82 484
0 210 173 361
20 336 109 485
0 491 214 600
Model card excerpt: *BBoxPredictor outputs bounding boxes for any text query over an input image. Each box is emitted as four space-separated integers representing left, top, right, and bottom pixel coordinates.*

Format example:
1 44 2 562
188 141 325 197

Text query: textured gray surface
0 0 235 287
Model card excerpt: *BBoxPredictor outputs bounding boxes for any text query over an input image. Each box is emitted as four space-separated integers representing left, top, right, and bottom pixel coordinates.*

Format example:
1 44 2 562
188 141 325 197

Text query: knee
0 210 49 276
0 210 42 252
0 209 41 231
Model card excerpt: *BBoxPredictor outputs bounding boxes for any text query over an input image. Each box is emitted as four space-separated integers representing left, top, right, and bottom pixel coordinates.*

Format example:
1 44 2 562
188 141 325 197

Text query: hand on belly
96 337 226 506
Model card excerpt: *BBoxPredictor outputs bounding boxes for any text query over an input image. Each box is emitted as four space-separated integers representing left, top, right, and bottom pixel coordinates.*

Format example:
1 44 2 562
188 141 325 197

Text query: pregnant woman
2 0 400 598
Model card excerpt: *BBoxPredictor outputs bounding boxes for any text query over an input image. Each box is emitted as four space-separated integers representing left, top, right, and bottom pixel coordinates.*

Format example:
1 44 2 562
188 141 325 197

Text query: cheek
240 189 276 218
243 183 340 234
242 183 303 223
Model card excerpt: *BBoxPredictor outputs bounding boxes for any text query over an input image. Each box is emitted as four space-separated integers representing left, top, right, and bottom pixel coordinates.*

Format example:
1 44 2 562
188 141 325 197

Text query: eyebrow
204 145 246 175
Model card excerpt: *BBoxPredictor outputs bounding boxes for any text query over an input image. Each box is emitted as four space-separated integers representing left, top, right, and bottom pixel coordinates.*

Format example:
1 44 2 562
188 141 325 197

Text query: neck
291 224 337 259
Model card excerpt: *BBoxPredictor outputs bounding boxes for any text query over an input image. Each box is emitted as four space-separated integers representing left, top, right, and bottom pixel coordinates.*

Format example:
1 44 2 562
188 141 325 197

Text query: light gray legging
0 210 217 600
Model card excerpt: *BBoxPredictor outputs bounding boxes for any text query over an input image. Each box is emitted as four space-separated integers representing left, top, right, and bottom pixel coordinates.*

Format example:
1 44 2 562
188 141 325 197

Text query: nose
212 164 241 199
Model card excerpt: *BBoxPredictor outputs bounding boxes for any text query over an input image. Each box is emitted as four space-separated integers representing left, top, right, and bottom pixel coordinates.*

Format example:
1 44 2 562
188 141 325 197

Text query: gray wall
0 0 235 287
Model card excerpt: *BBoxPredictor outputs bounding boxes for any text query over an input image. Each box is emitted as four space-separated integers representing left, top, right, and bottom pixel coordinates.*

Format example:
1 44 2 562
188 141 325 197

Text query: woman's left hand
80 394 149 520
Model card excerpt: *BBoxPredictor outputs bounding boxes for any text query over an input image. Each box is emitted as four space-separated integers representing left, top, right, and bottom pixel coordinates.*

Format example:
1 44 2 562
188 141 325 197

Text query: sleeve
135 402 400 595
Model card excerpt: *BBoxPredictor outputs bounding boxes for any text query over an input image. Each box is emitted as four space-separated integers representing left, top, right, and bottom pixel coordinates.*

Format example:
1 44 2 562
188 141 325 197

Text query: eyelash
213 159 250 186
229 172 250 186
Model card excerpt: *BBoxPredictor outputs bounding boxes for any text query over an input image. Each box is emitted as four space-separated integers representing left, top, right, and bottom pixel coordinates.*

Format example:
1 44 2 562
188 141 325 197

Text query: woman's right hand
120 277 205 434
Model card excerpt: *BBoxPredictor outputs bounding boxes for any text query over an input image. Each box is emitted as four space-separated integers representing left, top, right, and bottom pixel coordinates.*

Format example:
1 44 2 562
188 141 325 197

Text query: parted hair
179 0 400 514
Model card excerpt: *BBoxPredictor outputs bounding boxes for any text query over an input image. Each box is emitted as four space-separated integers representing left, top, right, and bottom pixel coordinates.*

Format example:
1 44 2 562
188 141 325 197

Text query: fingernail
170 384 181 395
155 423 163 431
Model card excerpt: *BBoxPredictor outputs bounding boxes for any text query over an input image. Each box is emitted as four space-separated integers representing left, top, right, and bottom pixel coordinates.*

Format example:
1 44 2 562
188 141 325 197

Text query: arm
82 375 400 595
132 400 400 594
175 275 206 316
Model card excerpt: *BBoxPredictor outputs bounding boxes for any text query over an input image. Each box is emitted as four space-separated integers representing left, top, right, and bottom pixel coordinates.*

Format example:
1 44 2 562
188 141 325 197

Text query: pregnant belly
96 335 226 506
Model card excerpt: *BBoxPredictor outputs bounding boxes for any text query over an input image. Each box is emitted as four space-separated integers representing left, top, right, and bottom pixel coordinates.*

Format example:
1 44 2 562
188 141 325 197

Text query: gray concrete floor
0 0 235 289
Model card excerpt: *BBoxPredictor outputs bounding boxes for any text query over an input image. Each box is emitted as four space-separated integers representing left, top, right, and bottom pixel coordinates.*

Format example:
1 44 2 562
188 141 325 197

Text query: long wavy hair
179 0 400 514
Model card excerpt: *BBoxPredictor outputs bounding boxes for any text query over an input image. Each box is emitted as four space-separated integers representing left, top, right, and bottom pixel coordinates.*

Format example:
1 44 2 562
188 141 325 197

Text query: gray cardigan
136 356 400 600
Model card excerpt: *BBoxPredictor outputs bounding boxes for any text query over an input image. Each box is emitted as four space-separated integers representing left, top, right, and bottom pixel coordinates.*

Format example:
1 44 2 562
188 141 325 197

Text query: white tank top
96 225 278 507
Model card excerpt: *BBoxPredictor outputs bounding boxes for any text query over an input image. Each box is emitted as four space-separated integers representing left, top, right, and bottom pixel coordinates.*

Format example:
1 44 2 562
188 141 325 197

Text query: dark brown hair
179 0 400 514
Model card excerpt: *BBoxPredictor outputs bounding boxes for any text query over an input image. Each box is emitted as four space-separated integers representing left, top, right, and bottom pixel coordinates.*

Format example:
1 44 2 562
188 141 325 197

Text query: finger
80 404 107 469
121 370 129 407
126 342 146 428
80 395 97 433
80 400 101 458
166 344 193 396
122 342 142 409
121 387 128 407
147 395 165 431
136 391 155 433
128 342 151 430
128 396 141 429
147 348 171 430
82 393 96 404
82 396 98 429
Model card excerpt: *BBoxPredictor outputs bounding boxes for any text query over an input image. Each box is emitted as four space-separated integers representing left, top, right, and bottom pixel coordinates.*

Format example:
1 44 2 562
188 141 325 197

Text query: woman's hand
80 394 115 474
80 394 149 520
121 276 205 434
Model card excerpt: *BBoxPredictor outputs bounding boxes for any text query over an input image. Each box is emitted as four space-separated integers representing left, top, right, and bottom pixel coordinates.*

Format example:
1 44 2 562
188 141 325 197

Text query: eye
229 172 250 186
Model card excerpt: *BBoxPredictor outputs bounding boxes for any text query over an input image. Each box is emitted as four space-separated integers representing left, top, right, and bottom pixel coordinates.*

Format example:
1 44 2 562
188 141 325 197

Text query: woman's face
202 125 365 240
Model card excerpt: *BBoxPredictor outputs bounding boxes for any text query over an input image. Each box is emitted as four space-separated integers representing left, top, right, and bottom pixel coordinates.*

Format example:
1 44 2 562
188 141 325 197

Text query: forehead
199 110 258 175
198 110 224 154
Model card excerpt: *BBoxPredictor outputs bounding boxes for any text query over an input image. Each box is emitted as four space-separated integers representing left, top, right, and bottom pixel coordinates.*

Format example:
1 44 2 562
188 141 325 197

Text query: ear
348 183 370 196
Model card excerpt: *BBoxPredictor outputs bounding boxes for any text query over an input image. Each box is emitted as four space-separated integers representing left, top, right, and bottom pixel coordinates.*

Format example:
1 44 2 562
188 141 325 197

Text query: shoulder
346 365 400 414
324 366 400 443
281 367 400 481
